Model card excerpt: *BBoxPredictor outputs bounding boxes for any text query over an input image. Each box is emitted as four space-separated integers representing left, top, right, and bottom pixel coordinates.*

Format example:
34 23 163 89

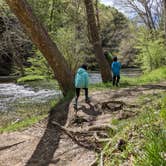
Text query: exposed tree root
89 158 98 166
52 121 114 134
0 141 25 151
101 100 138 111
100 152 104 166
52 121 114 152
93 132 111 142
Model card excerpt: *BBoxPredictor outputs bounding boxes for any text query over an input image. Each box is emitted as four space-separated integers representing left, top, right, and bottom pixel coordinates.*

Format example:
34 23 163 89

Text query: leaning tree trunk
84 0 112 82
6 0 74 96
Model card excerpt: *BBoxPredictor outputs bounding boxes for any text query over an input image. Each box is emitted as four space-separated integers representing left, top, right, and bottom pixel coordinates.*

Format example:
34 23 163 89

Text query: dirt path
0 83 165 166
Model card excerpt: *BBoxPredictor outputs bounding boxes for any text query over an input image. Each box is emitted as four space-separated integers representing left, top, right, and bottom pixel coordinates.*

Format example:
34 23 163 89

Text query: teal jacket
75 68 89 88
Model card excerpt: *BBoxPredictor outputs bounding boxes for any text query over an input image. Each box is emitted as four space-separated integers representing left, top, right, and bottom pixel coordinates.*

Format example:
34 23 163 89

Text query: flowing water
0 84 61 111
0 68 141 112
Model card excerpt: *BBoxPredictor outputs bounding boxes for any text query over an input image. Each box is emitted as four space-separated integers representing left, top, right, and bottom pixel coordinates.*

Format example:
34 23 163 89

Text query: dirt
0 82 165 166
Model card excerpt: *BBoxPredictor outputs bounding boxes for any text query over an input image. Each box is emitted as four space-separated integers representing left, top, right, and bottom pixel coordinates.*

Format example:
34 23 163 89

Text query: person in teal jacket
111 56 121 86
74 64 90 109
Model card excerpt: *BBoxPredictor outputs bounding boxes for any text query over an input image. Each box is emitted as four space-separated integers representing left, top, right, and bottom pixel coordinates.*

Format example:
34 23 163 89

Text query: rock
116 139 127 151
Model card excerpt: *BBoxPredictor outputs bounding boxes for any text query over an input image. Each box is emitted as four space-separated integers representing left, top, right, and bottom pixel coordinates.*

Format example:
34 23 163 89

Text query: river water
0 68 141 112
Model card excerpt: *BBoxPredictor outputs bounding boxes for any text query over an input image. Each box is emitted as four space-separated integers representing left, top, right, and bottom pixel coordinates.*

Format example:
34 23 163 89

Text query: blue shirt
111 61 121 76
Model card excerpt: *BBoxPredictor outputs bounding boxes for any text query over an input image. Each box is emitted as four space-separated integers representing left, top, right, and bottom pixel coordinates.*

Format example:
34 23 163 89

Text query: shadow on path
141 84 166 90
26 98 72 166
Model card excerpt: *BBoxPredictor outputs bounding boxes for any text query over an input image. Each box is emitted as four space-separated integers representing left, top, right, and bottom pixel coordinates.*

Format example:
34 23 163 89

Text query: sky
100 0 114 6
100 0 136 18
100 0 127 15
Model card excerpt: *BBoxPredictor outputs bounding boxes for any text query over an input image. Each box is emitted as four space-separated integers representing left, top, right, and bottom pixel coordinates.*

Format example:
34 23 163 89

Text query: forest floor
0 82 165 166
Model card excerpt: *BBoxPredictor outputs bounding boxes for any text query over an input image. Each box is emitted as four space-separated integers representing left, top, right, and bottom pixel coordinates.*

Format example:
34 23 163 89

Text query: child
74 64 90 109
111 56 121 86
104 51 113 64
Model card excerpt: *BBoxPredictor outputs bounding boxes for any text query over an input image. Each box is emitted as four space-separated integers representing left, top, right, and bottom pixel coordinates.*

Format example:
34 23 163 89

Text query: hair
113 56 117 62
104 51 108 56
81 64 88 70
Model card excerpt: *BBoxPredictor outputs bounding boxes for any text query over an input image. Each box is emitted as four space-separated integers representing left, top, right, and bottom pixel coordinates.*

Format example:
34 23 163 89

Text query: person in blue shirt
111 56 121 86
74 64 90 109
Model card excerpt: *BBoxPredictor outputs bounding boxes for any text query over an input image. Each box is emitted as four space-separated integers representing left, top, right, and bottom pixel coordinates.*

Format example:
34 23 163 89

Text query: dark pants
113 75 120 86
75 88 88 100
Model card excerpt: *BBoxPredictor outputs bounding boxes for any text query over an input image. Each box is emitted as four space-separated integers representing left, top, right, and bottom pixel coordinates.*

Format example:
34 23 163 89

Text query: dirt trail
0 83 165 166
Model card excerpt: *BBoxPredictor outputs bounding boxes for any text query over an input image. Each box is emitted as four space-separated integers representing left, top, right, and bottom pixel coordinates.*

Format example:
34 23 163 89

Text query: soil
0 82 165 166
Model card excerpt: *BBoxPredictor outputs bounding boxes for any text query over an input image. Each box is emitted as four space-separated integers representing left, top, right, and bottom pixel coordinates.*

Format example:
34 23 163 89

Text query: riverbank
0 67 165 165
0 67 165 133
0 81 165 165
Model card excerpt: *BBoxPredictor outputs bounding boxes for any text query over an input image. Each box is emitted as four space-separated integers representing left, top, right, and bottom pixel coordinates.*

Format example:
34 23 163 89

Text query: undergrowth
102 92 166 166
90 67 166 90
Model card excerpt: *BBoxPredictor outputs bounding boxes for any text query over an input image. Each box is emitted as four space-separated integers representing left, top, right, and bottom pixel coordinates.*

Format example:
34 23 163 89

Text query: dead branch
89 158 98 166
93 132 111 143
52 121 115 134
100 152 104 166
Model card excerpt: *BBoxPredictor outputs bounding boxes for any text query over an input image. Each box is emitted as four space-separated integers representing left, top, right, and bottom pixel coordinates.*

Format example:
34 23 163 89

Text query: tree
84 0 112 82
6 0 74 96
114 0 161 30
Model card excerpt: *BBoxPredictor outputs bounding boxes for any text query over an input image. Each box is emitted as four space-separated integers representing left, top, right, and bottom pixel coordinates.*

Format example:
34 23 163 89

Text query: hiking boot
85 97 90 103
73 98 78 109
73 103 77 110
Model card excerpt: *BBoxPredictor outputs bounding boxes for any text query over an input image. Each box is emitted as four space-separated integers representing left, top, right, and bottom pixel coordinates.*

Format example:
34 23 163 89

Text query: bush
17 75 46 83
136 30 166 72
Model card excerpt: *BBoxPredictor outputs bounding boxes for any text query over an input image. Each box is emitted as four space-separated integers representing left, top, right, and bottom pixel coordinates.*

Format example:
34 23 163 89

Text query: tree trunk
95 0 100 31
84 0 112 82
6 0 74 96
144 1 155 30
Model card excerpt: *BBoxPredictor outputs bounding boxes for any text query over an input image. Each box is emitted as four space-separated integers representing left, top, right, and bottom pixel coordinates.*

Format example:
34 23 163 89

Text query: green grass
90 67 166 90
102 92 166 166
0 99 58 133
17 75 46 83
122 67 166 86
18 78 59 90
0 115 46 132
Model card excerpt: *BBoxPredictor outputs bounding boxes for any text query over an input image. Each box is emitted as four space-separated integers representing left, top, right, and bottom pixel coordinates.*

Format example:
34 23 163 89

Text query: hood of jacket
77 68 86 75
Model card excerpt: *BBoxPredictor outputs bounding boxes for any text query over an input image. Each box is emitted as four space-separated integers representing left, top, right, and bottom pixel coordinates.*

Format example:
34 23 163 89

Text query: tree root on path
100 152 104 166
89 158 98 166
0 141 25 151
93 132 111 142
101 100 138 111
52 121 114 134
52 121 114 152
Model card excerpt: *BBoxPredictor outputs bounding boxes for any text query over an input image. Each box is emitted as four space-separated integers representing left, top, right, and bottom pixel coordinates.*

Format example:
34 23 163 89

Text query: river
0 68 141 112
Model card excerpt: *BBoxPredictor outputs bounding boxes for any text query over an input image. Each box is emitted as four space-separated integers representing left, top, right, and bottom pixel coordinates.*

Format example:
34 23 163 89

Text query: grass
102 92 166 166
121 66 166 86
90 67 166 90
0 67 165 137
0 99 58 133
17 75 46 83
17 77 59 90
0 115 46 132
